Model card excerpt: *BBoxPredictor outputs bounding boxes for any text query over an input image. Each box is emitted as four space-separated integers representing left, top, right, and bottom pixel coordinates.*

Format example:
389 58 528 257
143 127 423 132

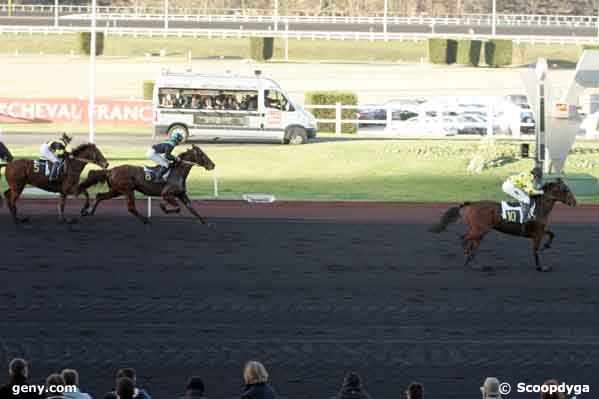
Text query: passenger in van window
202 97 213 109
174 92 186 108
162 94 174 108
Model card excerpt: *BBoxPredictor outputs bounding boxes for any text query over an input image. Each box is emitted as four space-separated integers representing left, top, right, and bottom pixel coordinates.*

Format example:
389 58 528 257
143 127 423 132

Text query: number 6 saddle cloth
500 201 536 224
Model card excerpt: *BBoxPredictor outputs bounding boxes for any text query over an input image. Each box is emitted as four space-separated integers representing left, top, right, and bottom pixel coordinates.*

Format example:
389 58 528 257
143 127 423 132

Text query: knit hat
481 377 502 398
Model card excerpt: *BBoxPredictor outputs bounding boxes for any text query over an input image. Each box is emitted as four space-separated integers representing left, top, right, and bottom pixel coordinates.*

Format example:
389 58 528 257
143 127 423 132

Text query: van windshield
158 88 259 111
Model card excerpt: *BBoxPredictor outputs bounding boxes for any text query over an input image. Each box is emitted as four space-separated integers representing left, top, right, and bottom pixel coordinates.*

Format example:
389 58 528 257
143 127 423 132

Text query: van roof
155 70 281 91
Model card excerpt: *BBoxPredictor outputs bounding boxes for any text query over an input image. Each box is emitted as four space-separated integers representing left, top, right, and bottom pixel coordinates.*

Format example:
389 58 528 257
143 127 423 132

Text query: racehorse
77 144 215 224
0 141 14 208
3 143 109 225
429 179 577 272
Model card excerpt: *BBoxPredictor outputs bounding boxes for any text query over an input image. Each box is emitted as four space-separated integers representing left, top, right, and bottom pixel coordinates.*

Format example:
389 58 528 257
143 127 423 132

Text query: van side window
264 90 291 111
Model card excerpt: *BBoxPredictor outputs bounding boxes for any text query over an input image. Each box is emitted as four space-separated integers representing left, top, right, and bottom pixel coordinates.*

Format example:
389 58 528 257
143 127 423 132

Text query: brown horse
3 143 109 225
430 179 577 272
0 141 14 208
77 144 215 224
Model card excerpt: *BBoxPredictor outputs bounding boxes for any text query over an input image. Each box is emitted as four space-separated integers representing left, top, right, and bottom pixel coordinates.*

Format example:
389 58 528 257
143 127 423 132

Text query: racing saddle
143 165 171 183
500 201 537 224
34 159 65 180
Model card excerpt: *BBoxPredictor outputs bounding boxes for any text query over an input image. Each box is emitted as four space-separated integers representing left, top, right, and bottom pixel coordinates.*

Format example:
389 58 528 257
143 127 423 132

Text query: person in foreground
334 372 372 399
241 361 275 399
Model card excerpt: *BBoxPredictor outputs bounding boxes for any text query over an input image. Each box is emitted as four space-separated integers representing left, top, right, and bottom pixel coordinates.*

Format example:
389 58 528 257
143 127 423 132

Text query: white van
153 70 317 144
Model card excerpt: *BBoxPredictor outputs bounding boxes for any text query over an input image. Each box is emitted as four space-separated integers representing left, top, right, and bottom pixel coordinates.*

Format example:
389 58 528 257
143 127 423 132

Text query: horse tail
429 203 469 233
78 169 109 194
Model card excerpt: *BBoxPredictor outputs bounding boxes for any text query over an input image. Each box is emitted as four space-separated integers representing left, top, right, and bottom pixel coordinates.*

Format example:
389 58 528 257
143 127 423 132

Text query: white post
284 20 289 61
213 173 219 197
491 0 496 36
383 0 388 41
147 197 152 218
54 0 59 27
164 0 168 30
335 102 342 134
486 104 494 135
385 104 392 132
88 0 97 144
273 0 278 32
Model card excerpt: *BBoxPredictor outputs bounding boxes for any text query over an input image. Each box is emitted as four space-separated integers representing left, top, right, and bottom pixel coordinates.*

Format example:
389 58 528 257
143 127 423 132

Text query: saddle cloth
34 159 51 177
143 165 171 182
501 201 536 224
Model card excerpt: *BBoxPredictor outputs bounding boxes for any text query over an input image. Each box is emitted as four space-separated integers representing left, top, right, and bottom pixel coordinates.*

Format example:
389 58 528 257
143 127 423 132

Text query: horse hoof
143 218 152 225
536 266 552 272
18 216 30 223
81 209 90 217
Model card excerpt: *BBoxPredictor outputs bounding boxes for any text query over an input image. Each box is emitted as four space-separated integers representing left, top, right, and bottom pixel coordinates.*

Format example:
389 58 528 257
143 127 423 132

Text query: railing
3 25 599 45
2 4 599 28
303 104 524 137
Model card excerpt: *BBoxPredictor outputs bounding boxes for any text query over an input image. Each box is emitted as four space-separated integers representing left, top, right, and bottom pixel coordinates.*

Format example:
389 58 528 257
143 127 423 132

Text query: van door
261 89 288 140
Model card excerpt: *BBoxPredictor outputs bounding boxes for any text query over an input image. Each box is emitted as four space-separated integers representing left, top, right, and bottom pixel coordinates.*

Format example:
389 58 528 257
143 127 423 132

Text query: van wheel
168 124 189 143
285 127 307 145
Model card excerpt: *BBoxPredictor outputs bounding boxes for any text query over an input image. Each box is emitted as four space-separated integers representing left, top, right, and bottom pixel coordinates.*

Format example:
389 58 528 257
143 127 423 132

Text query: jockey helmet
170 131 184 144
61 133 73 145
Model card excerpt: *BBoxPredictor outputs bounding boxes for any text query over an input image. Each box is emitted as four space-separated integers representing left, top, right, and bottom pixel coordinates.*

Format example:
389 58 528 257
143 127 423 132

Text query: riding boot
155 166 169 182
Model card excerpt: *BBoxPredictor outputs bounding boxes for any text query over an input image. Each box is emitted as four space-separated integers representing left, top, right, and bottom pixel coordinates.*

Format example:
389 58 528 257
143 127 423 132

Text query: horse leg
159 186 181 215
178 193 210 225
58 194 67 223
532 233 551 272
126 191 150 224
6 185 28 225
542 230 555 251
79 189 91 216
88 189 121 216
159 196 181 214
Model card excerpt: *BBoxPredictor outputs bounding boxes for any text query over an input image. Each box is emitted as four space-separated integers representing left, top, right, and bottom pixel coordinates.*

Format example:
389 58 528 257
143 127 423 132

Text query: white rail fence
2 4 599 28
303 104 529 138
3 25 599 45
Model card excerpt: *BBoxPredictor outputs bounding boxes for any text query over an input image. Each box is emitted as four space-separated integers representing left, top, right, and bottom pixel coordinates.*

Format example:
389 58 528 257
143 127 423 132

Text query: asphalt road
0 213 597 399
0 12 598 37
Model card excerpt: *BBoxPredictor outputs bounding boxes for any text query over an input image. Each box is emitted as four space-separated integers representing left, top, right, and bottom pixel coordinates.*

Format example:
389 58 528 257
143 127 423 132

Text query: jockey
40 133 72 181
146 131 184 181
502 166 544 222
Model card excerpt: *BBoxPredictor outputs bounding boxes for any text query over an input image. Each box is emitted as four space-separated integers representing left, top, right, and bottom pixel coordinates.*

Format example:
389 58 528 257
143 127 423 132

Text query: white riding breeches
502 180 530 204
40 143 59 163
146 148 169 168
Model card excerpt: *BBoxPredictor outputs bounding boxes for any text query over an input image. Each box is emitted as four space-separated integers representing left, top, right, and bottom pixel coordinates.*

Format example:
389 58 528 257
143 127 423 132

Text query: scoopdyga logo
480 378 589 397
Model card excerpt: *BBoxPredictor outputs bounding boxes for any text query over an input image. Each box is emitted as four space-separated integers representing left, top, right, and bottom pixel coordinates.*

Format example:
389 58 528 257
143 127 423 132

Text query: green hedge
305 91 358 134
457 39 482 66
78 32 104 56
142 80 154 100
484 39 513 67
427 38 457 64
249 37 274 61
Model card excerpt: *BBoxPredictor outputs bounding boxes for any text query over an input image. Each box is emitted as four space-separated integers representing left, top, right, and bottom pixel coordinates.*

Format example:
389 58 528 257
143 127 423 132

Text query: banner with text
0 98 153 125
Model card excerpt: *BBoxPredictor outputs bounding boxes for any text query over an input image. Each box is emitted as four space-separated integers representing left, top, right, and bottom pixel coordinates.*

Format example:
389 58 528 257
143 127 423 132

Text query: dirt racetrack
1 200 598 399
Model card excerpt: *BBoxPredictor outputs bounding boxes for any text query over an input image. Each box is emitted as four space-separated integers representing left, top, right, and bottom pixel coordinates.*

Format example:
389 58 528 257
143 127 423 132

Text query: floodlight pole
491 0 496 36
88 0 97 143
535 59 547 179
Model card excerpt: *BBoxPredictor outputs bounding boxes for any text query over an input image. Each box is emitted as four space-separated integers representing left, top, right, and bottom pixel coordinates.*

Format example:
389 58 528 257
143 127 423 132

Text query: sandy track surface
1 202 598 399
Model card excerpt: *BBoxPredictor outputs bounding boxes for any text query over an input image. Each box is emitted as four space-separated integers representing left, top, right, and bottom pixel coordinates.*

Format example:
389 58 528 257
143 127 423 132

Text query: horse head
0 142 13 162
72 143 109 169
179 144 215 171
544 178 577 207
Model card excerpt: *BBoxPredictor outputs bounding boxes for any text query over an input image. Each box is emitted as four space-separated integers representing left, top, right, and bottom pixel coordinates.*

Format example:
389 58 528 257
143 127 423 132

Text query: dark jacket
0 377 43 399
241 383 276 399
103 388 151 399
151 142 176 162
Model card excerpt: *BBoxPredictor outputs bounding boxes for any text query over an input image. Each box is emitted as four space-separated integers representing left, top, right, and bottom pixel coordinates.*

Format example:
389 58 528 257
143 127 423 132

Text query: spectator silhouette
45 374 68 399
406 382 423 399
0 359 41 399
61 369 91 399
241 361 275 399
116 378 135 399
182 377 207 399
480 377 502 399
102 369 151 399
540 380 566 399
334 372 372 399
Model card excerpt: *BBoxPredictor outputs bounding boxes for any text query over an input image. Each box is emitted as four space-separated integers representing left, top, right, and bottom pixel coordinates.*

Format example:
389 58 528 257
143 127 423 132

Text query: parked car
520 110 535 134
357 105 386 127
393 116 457 136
